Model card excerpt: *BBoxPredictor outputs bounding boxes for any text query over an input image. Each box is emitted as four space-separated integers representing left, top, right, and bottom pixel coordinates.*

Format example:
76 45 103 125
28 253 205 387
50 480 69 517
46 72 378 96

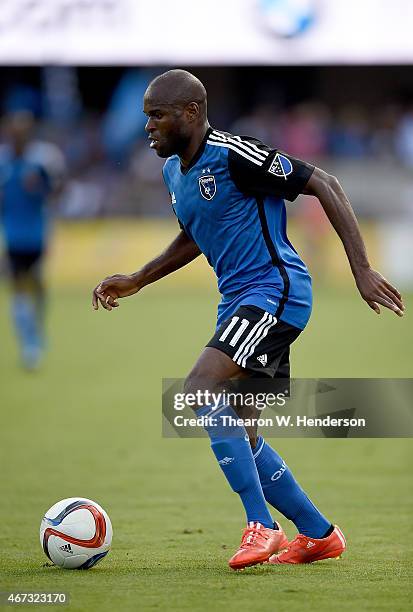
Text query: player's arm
303 168 405 316
92 230 201 311
227 138 404 316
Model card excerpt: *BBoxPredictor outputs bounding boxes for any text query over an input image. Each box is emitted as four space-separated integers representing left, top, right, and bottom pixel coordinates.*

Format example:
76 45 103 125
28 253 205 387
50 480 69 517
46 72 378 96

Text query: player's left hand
355 267 405 316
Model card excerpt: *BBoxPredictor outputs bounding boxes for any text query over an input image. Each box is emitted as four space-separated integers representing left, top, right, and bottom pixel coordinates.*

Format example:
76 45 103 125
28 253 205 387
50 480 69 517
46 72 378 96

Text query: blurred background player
0 110 65 369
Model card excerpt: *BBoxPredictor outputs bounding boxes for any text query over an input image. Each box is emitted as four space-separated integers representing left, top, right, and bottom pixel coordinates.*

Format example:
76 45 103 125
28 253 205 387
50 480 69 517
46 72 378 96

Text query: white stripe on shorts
233 312 270 364
239 315 277 368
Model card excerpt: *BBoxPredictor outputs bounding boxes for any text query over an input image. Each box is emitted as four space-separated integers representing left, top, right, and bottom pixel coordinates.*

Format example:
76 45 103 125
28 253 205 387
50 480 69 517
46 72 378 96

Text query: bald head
143 70 209 159
145 69 207 113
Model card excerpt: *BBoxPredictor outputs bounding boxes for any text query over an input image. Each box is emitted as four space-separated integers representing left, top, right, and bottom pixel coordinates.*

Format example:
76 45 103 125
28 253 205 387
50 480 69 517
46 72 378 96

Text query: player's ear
185 102 200 123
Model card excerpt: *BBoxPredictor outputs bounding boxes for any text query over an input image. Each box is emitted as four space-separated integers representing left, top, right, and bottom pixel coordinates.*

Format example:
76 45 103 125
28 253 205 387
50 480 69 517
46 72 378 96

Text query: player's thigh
184 346 245 397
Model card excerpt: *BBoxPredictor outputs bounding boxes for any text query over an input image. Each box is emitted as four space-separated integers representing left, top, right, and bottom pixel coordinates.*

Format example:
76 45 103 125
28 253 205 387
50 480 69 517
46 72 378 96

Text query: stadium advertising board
0 0 412 65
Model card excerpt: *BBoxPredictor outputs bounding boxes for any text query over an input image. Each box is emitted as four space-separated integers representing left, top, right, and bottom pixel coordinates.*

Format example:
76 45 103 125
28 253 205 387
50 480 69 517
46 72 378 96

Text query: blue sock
253 437 331 538
12 294 40 349
34 288 46 349
196 405 274 528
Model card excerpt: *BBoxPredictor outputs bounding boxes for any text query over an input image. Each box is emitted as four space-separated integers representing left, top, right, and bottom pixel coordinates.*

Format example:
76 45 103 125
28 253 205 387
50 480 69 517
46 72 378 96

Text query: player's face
143 98 191 158
5 111 34 148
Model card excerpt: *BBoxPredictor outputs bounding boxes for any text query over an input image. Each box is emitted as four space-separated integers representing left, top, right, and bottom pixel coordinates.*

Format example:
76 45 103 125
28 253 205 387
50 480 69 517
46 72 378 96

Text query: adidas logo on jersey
60 543 73 554
218 456 234 465
171 192 176 204
306 541 316 548
257 354 267 366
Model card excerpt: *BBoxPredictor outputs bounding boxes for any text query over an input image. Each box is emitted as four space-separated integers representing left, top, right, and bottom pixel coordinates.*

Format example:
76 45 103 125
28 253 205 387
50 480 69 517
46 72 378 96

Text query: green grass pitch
0 284 412 611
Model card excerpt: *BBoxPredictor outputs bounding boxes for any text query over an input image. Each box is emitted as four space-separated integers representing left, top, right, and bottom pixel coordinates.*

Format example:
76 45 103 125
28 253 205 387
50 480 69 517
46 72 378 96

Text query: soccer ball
39 497 113 569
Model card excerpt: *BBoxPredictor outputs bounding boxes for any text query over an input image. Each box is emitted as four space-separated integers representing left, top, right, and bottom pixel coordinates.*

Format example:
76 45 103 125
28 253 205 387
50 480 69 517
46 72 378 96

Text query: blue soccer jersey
162 128 314 330
0 142 65 252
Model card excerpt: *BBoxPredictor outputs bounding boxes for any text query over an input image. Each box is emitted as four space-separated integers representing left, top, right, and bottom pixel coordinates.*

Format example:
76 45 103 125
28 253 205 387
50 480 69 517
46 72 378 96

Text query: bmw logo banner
259 0 315 38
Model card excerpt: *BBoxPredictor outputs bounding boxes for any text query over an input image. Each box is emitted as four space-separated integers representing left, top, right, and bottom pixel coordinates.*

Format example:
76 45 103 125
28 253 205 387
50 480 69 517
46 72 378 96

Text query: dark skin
92 71 405 445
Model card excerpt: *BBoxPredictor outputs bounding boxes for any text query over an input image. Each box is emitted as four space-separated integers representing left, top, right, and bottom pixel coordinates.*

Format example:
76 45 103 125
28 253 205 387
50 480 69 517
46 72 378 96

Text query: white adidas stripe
212 130 270 159
240 317 277 368
233 312 269 363
232 135 270 157
234 313 274 367
209 132 267 162
201 401 228 420
207 140 263 166
238 315 275 367
208 403 228 419
240 316 277 368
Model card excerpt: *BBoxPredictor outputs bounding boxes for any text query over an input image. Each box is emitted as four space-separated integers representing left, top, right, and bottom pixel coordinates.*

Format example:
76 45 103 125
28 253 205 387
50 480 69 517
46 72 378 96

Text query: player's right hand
92 274 140 311
355 267 405 317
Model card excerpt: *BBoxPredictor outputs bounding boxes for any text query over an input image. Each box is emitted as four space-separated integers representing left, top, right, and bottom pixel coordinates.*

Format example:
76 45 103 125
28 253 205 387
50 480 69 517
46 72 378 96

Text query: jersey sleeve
227 136 314 202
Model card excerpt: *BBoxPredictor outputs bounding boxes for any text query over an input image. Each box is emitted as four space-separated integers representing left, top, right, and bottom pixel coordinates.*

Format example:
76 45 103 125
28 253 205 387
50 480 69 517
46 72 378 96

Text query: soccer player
0 110 65 369
92 70 404 568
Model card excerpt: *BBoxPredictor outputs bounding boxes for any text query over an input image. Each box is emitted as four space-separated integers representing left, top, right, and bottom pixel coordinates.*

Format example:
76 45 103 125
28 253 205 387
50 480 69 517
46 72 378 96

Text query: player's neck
179 123 210 168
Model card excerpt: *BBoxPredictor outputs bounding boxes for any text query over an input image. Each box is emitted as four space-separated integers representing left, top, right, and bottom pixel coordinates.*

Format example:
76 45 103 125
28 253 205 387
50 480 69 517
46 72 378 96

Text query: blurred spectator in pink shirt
280 102 329 158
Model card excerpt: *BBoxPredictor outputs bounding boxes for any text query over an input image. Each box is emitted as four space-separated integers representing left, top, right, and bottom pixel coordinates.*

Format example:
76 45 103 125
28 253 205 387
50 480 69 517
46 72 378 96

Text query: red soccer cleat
228 521 289 570
268 525 346 564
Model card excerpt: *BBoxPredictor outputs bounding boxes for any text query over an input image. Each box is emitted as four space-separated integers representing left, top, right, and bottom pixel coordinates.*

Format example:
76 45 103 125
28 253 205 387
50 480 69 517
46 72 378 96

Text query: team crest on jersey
199 175 216 200
268 153 293 179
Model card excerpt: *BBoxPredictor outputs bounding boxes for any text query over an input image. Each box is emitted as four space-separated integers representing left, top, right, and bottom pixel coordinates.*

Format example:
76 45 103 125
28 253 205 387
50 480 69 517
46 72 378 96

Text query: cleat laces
240 522 269 548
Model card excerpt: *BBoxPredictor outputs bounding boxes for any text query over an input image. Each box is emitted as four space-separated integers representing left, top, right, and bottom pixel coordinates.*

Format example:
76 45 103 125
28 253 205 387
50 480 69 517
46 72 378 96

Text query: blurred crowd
1 68 413 218
232 102 413 165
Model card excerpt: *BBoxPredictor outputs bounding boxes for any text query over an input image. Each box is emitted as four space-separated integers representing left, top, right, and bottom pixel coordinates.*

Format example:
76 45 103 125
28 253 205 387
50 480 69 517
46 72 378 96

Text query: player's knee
183 367 221 405
183 372 201 398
